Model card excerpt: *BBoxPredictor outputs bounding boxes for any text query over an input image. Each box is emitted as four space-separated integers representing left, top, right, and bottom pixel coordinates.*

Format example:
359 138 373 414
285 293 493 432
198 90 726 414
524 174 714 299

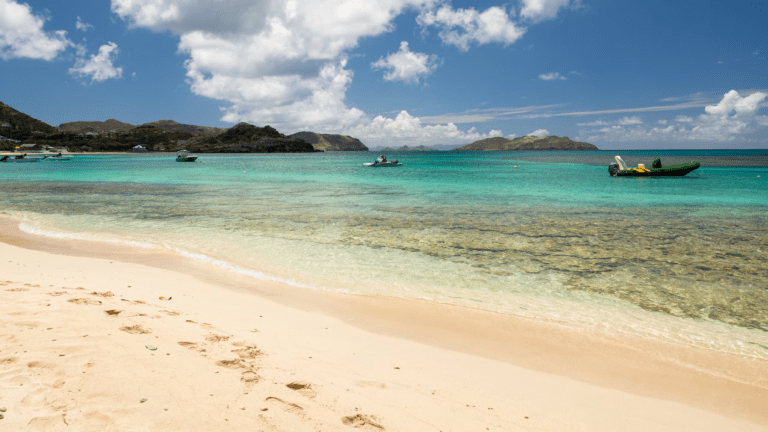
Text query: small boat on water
364 155 401 167
609 156 700 177
0 154 43 163
43 153 72 161
176 150 198 162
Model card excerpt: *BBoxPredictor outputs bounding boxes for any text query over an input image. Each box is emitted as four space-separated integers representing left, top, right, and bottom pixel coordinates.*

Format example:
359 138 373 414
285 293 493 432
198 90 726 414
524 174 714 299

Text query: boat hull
176 157 198 162
613 162 700 177
1 157 42 163
363 161 401 167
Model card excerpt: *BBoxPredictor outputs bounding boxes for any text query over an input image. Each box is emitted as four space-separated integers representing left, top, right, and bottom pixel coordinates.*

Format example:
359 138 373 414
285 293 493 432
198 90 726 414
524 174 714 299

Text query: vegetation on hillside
0 102 317 153
57 119 136 134
380 145 433 152
453 136 598 151
0 101 57 146
289 131 368 151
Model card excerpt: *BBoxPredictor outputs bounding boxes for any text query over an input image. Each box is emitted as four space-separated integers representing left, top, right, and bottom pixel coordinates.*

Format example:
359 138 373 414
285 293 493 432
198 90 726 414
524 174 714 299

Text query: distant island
453 136 597 151
289 131 368 151
0 101 366 153
2 100 598 153
380 145 433 152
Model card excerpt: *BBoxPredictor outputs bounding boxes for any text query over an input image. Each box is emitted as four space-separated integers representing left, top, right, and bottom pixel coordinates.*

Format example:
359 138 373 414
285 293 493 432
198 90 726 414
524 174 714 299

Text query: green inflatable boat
609 156 700 177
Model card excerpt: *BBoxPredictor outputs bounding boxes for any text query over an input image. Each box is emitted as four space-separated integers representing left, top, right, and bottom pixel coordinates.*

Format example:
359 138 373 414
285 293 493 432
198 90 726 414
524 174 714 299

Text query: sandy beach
1 217 767 431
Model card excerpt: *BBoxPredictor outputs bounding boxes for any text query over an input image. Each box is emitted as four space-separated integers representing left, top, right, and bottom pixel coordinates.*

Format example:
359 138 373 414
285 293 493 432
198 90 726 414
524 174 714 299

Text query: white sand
1 221 766 431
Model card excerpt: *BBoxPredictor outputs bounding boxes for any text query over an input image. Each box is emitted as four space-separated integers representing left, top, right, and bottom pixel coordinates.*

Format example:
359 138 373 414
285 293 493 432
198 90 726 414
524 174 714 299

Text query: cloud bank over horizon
576 90 768 144
110 0 576 146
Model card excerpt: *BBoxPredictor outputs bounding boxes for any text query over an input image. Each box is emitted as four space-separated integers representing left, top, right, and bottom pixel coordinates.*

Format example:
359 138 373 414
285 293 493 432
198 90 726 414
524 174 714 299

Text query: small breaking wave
164 246 333 292
19 223 158 249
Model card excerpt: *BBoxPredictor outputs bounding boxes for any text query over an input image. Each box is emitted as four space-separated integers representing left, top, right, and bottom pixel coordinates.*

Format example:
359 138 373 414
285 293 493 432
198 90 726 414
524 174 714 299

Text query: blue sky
1 0 766 149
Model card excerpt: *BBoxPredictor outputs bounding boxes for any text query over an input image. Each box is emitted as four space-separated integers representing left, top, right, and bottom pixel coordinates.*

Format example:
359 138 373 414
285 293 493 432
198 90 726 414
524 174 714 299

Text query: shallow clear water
2 150 767 360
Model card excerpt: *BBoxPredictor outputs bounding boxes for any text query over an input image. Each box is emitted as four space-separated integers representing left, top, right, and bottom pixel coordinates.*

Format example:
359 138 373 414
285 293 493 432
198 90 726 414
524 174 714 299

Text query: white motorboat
363 160 402 167
43 153 72 161
176 150 198 162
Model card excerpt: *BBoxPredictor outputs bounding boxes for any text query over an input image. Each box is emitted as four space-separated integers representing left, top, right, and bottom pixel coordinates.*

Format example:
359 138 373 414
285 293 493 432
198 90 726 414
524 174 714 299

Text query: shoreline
1 215 767 430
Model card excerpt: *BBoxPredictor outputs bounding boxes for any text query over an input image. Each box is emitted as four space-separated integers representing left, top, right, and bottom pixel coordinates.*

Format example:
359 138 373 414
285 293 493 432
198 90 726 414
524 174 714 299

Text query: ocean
2 150 767 361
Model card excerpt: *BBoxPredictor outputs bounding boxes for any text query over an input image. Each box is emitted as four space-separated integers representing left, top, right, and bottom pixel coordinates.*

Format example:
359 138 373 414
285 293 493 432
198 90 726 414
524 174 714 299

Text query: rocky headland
454 136 597 151
289 131 368 151
380 145 434 152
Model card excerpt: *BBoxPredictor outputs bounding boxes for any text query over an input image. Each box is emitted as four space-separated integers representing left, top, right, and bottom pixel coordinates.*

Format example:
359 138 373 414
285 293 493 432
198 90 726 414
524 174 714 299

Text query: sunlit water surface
2 150 767 361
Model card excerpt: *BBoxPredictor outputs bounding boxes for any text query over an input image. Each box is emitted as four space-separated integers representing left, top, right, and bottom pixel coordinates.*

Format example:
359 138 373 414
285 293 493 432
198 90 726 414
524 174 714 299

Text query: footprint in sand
119 325 151 334
27 361 54 369
5 287 29 292
341 414 385 430
104 310 122 316
286 381 317 398
120 299 145 305
177 341 199 350
48 291 68 296
215 359 245 369
89 291 114 298
68 298 102 305
266 397 302 413
159 310 180 316
205 334 230 343
1 357 17 364
241 370 260 384
231 346 261 359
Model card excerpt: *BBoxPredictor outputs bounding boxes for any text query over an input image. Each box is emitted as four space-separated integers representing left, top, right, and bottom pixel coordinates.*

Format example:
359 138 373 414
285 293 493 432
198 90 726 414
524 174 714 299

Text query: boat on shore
0 154 43 163
609 156 700 177
175 150 198 162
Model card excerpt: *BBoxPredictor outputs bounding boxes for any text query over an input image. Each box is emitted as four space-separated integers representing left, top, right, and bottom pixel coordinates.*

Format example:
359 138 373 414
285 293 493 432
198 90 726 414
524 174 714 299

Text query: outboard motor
608 163 620 176
652 158 662 169
0 156 8 162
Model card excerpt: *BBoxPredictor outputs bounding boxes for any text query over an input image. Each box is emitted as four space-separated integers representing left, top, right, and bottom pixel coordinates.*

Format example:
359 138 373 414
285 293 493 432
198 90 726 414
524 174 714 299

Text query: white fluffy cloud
539 72 566 80
345 110 503 147
520 0 575 22
69 42 123 82
527 128 549 137
417 4 524 51
76 16 94 32
111 0 553 146
577 90 768 143
0 0 71 60
372 41 439 83
616 116 642 125
577 120 608 126
113 0 432 132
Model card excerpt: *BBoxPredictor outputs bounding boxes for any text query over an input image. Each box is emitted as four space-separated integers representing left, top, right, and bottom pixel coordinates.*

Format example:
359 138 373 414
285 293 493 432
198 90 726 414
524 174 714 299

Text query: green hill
143 120 225 136
380 145 434 152
0 101 318 153
191 123 317 153
0 101 57 144
453 136 597 151
58 119 136 133
289 131 368 151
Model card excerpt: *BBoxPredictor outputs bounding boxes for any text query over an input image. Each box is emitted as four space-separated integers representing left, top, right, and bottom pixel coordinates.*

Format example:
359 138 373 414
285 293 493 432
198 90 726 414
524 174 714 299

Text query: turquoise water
2 150 767 360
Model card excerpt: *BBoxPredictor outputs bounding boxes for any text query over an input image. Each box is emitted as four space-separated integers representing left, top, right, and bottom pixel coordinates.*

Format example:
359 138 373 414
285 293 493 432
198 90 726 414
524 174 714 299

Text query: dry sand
1 218 767 431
